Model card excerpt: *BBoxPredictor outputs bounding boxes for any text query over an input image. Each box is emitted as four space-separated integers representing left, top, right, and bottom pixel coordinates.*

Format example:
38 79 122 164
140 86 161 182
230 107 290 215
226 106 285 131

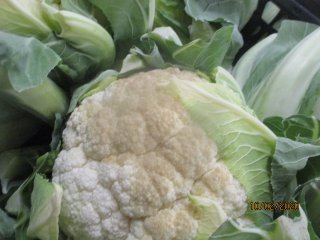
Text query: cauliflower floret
53 68 247 240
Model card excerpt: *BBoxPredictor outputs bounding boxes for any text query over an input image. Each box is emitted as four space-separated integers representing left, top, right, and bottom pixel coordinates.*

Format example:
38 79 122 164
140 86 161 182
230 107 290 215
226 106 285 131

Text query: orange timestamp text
250 201 299 211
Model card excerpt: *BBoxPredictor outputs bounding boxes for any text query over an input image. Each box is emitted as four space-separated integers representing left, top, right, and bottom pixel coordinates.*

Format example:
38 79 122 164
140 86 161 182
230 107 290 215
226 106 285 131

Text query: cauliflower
53 68 276 240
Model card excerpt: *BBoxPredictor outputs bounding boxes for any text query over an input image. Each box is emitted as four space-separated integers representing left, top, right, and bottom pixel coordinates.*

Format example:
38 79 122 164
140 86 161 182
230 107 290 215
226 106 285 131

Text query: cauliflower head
53 68 276 240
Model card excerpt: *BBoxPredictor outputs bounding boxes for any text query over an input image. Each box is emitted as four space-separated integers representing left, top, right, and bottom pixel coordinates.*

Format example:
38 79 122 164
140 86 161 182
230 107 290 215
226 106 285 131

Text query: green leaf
60 0 95 19
272 138 320 202
154 0 191 39
189 20 216 42
299 70 320 118
233 34 277 88
44 34 101 84
89 0 155 41
0 102 41 152
221 26 243 69
5 151 59 227
119 53 147 75
0 0 51 39
250 27 320 119
184 0 258 29
68 70 118 113
0 31 60 92
209 219 269 240
130 45 166 69
173 25 234 75
0 146 46 194
210 208 310 240
235 20 319 119
189 195 227 240
242 20 318 99
50 114 65 151
294 179 320 237
170 78 276 224
142 27 183 55
0 209 15 240
27 174 62 240
41 3 115 71
213 66 245 103
264 115 320 143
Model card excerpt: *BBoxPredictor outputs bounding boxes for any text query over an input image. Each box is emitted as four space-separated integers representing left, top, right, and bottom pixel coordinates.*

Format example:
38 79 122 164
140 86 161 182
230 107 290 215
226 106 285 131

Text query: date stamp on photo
250 201 299 211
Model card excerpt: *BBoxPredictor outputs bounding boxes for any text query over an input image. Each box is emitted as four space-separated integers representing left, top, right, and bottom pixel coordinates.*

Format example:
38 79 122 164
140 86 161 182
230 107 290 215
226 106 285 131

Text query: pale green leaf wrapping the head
27 174 63 240
189 195 227 240
170 78 277 224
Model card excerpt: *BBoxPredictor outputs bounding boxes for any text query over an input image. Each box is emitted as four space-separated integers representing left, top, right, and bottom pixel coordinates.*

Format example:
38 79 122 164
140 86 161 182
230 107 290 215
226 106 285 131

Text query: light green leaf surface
171 79 276 223
0 32 60 92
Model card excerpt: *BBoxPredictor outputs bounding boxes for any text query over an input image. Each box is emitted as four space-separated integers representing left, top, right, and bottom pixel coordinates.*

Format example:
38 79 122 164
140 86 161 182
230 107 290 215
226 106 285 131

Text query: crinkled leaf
264 115 320 143
89 0 155 41
44 34 99 84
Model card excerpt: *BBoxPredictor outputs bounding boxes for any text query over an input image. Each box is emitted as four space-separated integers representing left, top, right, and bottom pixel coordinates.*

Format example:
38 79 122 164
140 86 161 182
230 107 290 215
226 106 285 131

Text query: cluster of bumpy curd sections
53 68 247 240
